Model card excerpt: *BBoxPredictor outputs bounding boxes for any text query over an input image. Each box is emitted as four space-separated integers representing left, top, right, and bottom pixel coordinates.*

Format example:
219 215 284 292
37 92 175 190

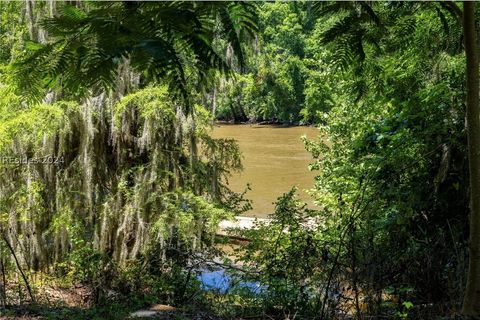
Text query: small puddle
197 268 263 294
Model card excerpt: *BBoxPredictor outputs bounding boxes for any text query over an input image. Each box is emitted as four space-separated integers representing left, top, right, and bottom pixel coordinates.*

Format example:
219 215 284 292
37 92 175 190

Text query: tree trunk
212 86 217 119
462 1 480 316
1 232 35 303
0 250 6 308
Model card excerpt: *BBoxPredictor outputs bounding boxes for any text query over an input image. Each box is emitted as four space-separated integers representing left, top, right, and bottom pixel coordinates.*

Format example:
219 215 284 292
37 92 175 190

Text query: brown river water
210 124 319 217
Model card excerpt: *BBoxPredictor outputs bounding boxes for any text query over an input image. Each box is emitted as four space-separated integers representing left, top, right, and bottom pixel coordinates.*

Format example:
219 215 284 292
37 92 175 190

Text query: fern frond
16 1 258 110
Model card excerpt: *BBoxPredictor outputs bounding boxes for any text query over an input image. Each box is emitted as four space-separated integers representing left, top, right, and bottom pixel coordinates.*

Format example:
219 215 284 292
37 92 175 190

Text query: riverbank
0 238 260 320
214 120 317 127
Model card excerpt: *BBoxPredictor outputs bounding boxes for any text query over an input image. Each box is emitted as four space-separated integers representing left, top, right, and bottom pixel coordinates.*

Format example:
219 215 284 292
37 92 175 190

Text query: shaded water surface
210 124 318 217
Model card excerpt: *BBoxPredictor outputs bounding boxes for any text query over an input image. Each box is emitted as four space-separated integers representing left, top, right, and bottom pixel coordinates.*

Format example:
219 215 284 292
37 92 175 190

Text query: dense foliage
215 2 472 319
0 1 479 319
213 3 338 124
0 0 252 315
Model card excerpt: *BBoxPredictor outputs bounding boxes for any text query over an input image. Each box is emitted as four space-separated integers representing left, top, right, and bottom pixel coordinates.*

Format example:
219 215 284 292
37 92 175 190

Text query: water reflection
197 268 263 294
